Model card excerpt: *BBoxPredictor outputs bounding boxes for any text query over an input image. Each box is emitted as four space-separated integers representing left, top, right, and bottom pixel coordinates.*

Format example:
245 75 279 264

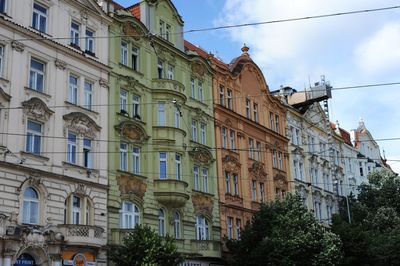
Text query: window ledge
28 27 52 38
62 161 99 175
118 63 144 76
20 151 50 162
191 189 214 197
24 87 51 98
0 77 10 83
65 101 99 115
117 112 146 125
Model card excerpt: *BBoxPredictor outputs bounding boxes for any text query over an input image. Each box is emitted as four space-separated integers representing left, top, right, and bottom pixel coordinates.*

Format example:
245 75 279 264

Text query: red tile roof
127 3 140 20
112 1 125 10
184 40 229 69
339 128 353 146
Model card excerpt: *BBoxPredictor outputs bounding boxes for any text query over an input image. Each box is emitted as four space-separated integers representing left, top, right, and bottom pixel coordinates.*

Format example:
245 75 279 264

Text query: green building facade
107 0 221 264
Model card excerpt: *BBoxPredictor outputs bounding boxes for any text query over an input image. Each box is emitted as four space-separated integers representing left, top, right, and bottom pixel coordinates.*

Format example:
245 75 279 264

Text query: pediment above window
63 112 101 138
191 61 205 78
115 120 149 142
21 97 54 121
249 161 267 179
122 22 143 41
189 146 214 165
222 154 241 173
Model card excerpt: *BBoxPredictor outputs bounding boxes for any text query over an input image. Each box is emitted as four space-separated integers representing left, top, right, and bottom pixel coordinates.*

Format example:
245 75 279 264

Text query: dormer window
159 19 171 42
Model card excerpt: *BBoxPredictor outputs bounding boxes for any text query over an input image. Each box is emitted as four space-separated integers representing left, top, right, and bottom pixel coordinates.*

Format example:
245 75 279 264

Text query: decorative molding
192 192 213 218
115 120 149 142
117 174 147 200
75 183 86 195
191 62 205 77
222 154 240 173
63 112 101 138
55 59 67 70
21 97 54 121
0 87 11 102
189 146 214 165
249 161 267 179
99 78 109 88
11 41 25 52
122 22 141 41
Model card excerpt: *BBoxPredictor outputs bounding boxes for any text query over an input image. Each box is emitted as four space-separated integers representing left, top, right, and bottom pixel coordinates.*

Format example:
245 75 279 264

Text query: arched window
196 215 209 240
64 194 92 225
120 201 140 229
173 211 181 239
22 187 39 224
158 209 165 236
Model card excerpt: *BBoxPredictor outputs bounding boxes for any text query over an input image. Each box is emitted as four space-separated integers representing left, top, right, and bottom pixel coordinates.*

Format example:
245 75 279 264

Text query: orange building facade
185 43 290 254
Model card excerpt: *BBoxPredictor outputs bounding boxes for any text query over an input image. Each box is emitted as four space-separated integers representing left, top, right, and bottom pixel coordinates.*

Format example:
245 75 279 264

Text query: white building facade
0 0 111 265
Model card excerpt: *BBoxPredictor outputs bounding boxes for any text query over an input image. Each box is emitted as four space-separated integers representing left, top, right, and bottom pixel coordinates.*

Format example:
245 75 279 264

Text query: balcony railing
58 224 105 247
190 240 221 258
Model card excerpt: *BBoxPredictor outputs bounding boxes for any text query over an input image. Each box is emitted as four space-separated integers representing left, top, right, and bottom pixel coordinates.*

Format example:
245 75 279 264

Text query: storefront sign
14 254 36 266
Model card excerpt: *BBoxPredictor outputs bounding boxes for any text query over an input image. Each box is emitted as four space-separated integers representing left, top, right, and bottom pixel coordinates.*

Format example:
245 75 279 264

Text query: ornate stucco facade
0 0 111 265
107 1 221 265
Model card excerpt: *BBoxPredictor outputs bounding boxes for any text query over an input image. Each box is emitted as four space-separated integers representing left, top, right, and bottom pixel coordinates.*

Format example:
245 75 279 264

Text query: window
196 215 209 240
159 20 171 41
131 47 138 70
193 166 199 190
32 2 47 33
221 127 227 149
227 89 233 110
248 138 254 159
120 143 128 171
245 98 250 119
275 114 280 133
157 102 165 126
190 78 195 98
260 183 265 202
121 42 128 65
269 112 274 129
308 135 315 152
173 211 181 239
200 123 206 145
83 138 92 168
219 85 225 106
85 29 95 54
72 195 81 224
22 187 39 224
0 0 5 14
68 75 78 104
278 152 283 170
359 162 364 177
157 58 163 78
175 153 181 180
236 219 241 240
299 162 304 180
253 103 258 122
64 195 91 225
272 150 277 168
174 107 180 128
120 201 140 228
70 21 80 47
229 130 235 150
198 81 203 102
0 45 4 77
252 180 257 201
167 64 174 80
120 90 127 113
132 147 140 174
233 174 239 195
227 217 233 239
256 141 261 161
84 81 93 110
158 209 165 236
314 201 322 221
166 24 171 42
132 95 140 118
191 120 197 142
26 120 42 155
202 168 208 193
225 171 230 194
159 20 165 37
159 152 167 179
291 127 301 145
67 132 77 164
29 58 45 92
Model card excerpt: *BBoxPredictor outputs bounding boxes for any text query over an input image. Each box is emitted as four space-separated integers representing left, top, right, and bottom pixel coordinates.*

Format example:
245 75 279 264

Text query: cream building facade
0 0 111 265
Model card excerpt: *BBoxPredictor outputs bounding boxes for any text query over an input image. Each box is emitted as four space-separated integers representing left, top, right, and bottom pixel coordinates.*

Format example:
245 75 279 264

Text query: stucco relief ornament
63 112 101 138
117 175 147 199
192 193 213 218
75 183 86 195
223 155 240 172
189 147 214 165
55 59 67 70
0 87 11 102
21 97 54 121
116 121 149 142
250 162 267 179
11 41 25 52
122 23 141 41
99 78 109 88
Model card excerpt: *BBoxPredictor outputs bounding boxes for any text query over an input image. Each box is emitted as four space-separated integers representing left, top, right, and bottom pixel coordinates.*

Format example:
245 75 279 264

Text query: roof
184 40 229 69
339 128 353 146
111 0 125 10
127 3 140 20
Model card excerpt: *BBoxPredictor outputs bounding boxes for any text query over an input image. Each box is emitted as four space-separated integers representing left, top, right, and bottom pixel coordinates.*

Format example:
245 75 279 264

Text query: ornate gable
115 120 149 142
63 112 101 138
21 97 54 121
189 146 214 165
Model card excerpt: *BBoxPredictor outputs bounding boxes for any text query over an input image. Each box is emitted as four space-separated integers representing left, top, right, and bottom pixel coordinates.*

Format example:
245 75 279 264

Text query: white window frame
219 85 225 106
278 152 283 170
72 195 81 225
70 21 80 47
229 130 235 150
198 81 203 102
22 187 39 224
227 216 233 240
159 152 167 179
157 102 166 126
256 141 261 161
29 58 45 92
132 147 140 174
236 218 241 240
120 89 127 113
248 138 254 159
68 74 79 104
202 168 208 193
196 215 209 240
167 64 174 80
191 120 197 142
32 2 48 33
132 95 140 118
84 80 93 110
158 209 165 236
173 211 181 239
233 174 238 195
253 103 258 122
120 143 128 171
174 107 180 128
275 114 280 133
260 183 265 202
67 132 77 164
227 89 233 110
221 127 227 149
252 180 257 201
157 58 163 78
83 138 93 168
245 98 251 119
131 47 139 70
26 120 42 155
121 41 128 65
175 153 181 180
85 28 95 53
225 171 230 194
200 123 206 145
194 166 199 190
0 45 4 78
272 150 277 168
120 201 140 229
190 78 195 98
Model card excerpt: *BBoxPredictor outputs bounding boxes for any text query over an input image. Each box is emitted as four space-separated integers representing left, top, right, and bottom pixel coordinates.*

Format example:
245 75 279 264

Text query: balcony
152 126 186 144
190 240 221 258
152 79 186 100
58 224 105 247
154 179 190 208
110 228 133 245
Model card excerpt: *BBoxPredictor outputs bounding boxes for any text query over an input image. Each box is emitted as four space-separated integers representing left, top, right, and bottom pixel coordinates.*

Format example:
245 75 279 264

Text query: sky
115 0 400 173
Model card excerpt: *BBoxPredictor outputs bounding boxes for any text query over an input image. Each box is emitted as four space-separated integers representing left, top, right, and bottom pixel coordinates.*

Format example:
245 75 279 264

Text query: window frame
159 152 167 179
225 171 231 194
120 41 128 65
132 95 140 118
32 2 48 33
202 168 208 193
191 120 198 142
173 211 181 239
245 98 251 119
219 85 225 106
29 58 45 92
22 187 39 225
227 216 233 240
248 138 254 159
195 215 209 240
83 137 93 168
200 123 206 145
26 120 42 155
194 166 199 190
85 28 95 54
157 102 166 126
131 47 139 71
175 153 181 180
120 142 128 171
120 201 140 229
67 132 77 164
221 127 227 149
227 89 233 110
253 102 258 122
132 147 140 174
70 21 81 47
158 209 165 236
0 45 4 78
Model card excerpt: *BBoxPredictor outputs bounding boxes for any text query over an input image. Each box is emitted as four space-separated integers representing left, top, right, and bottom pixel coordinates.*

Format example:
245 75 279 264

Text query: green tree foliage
332 170 400 266
227 194 343 266
109 224 184 266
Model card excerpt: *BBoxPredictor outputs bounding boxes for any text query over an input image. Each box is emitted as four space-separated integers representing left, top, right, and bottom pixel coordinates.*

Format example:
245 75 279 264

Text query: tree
109 224 184 266
227 194 343 266
332 170 400 266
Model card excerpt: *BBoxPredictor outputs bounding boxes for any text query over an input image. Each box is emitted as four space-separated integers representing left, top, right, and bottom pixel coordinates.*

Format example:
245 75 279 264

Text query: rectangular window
225 171 230 194
278 152 283 170
85 29 95 53
260 183 265 202
221 127 227 149
67 132 77 164
166 24 171 41
70 21 80 47
174 107 180 128
253 103 258 122
272 150 277 168
32 2 47 33
26 120 42 155
202 168 208 193
293 160 299 179
175 153 181 180
198 81 203 102
236 219 241 240
132 147 140 174
29 58 45 92
245 98 251 119
167 64 174 80
159 20 165 37
0 45 4 77
248 138 254 159
200 123 206 145
233 174 238 195
69 74 78 104
157 58 163 79
229 130 235 150
0 0 5 14
132 95 140 118
131 47 139 70
72 196 81 225
157 102 166 126
219 85 225 106
227 89 233 110
84 81 93 110
194 166 199 190
190 78 195 98
121 42 128 65
191 120 197 142
295 128 300 145
275 114 280 133
252 180 257 201
83 138 92 168
359 162 364 177
120 143 128 171
299 162 304 180
269 112 274 129
159 152 167 179
256 141 261 161
227 217 233 240
120 89 127 113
